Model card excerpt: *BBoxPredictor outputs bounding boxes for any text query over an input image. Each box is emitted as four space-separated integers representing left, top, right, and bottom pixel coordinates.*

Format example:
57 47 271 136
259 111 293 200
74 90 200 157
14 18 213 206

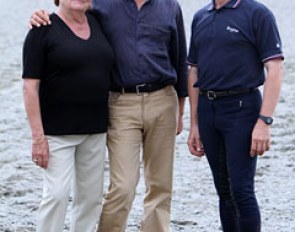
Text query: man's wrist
258 114 273 125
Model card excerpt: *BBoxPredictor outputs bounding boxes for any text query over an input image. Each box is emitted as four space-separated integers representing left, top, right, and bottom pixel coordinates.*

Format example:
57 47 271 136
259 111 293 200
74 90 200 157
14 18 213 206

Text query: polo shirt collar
208 0 242 11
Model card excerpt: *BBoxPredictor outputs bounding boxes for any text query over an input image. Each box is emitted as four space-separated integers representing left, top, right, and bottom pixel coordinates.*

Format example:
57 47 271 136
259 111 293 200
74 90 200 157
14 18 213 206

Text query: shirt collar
134 0 153 3
127 0 154 8
129 0 153 3
208 0 242 11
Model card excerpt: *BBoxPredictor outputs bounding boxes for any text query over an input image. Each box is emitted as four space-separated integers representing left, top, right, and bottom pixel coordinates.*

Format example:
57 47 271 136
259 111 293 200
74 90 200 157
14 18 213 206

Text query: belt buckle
136 84 146 95
207 91 216 100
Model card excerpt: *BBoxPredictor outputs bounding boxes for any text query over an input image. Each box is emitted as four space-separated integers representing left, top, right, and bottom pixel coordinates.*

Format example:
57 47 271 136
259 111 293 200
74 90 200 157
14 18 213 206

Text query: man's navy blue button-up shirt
92 0 188 97
187 0 284 91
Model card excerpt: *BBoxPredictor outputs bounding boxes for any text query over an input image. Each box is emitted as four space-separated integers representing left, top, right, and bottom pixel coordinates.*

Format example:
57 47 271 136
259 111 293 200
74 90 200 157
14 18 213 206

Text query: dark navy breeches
198 90 262 232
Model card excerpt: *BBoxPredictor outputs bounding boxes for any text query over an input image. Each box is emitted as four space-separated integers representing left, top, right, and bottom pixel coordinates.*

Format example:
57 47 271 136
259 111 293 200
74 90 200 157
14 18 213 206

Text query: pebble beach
0 0 294 231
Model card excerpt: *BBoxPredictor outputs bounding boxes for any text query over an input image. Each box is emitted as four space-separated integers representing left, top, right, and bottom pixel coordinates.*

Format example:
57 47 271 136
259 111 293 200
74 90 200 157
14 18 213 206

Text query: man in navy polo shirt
30 0 187 231
187 0 283 231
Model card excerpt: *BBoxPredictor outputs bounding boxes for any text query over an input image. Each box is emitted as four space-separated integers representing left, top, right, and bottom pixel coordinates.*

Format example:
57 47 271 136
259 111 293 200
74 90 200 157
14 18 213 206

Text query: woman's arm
23 79 49 168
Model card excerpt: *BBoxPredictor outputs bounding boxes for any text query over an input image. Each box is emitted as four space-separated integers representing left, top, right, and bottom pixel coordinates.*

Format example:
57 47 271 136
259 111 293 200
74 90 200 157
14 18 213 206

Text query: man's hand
176 114 183 135
29 10 51 29
250 120 271 157
32 137 49 169
187 125 204 157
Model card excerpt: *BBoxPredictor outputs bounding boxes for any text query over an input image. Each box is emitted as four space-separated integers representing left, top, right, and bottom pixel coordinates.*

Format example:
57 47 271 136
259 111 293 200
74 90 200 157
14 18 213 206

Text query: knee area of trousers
82 196 103 207
231 189 255 204
216 186 232 201
114 184 136 201
43 187 70 204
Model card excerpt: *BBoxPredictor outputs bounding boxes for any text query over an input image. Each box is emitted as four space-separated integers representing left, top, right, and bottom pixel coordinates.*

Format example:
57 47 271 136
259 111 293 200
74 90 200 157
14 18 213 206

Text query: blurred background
0 0 294 231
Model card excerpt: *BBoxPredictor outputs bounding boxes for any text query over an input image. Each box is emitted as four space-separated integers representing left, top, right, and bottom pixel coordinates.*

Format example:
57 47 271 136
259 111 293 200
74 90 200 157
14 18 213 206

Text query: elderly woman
22 0 114 231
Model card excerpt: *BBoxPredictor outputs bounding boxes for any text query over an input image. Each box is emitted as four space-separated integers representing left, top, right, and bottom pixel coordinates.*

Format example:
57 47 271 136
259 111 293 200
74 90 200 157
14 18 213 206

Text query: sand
0 0 294 231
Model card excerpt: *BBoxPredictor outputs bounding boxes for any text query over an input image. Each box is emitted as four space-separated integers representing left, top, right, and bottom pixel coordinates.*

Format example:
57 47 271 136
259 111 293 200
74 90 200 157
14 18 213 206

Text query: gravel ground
0 0 294 231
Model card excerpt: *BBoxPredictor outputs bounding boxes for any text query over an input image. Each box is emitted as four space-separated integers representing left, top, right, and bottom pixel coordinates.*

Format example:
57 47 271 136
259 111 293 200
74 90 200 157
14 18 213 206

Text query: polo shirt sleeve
22 27 47 79
187 19 198 66
254 10 284 63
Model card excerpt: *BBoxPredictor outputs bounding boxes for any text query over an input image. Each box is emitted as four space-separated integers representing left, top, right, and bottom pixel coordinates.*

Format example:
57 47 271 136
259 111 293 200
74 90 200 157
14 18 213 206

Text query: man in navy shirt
187 0 283 231
92 1 187 231
30 0 187 231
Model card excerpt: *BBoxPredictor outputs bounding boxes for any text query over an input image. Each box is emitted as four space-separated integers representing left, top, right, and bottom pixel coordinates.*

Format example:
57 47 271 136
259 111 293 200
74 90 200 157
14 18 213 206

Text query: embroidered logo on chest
226 26 239 33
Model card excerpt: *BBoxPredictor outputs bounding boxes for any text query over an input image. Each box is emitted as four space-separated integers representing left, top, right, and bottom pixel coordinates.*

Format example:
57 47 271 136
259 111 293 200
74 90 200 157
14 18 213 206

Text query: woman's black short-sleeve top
22 13 114 135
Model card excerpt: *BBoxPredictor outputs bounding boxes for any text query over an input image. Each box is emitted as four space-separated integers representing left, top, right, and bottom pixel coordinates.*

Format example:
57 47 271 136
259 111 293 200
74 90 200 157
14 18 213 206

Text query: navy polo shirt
187 0 284 91
92 0 188 97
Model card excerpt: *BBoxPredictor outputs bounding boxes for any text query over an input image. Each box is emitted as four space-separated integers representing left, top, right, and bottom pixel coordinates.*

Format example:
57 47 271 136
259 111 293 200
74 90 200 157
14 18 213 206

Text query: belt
110 83 168 95
199 87 258 100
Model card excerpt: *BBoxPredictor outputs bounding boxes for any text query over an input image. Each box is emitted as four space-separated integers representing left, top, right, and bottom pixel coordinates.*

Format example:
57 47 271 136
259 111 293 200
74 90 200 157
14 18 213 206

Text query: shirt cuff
262 53 284 63
186 59 197 66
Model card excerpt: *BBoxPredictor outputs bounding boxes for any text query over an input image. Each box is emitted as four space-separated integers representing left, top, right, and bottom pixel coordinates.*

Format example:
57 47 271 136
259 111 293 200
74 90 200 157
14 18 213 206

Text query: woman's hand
32 137 49 169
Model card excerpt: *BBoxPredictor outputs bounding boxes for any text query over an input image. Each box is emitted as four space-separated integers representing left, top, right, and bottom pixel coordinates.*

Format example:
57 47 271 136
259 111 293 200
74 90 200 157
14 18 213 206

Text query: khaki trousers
98 86 178 232
36 134 106 232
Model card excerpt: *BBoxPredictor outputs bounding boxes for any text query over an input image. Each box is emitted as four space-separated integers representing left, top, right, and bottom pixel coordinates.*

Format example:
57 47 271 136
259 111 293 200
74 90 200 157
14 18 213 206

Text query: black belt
110 82 168 95
199 87 258 100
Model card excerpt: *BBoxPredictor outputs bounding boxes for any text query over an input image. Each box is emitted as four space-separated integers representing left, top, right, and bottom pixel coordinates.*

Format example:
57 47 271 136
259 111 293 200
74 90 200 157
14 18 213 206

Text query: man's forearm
178 97 185 117
260 59 284 117
188 66 199 127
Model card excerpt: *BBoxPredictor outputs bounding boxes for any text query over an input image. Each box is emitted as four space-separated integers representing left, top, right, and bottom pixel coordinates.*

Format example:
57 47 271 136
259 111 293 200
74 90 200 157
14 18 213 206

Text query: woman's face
59 0 91 12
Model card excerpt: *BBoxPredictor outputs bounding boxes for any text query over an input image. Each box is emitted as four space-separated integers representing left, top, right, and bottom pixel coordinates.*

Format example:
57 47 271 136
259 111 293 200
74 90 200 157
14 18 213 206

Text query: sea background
0 0 294 231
